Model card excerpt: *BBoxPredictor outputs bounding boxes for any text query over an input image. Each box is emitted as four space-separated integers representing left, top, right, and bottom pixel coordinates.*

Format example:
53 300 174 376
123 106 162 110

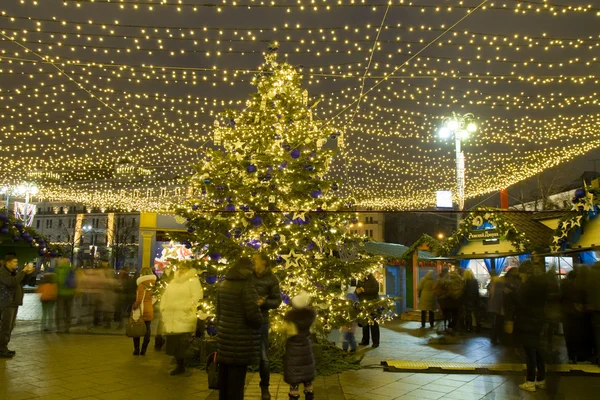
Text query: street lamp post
3 182 39 224
438 112 477 227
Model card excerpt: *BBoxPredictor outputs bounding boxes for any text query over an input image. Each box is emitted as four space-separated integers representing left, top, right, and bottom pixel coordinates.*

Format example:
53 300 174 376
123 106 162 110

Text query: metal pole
24 192 30 225
455 136 465 229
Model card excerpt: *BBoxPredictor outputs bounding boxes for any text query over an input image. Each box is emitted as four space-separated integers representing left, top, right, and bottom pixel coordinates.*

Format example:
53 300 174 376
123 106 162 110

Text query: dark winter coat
284 307 317 385
216 267 264 366
560 277 584 317
0 266 26 308
503 271 522 321
463 278 480 312
252 271 282 324
356 274 379 301
514 275 548 347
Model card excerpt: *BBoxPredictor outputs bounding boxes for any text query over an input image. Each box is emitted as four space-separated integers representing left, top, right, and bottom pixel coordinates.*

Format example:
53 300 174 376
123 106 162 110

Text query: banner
14 202 36 227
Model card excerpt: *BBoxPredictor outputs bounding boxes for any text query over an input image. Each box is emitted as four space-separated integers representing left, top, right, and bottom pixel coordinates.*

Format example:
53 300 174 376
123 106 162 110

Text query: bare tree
56 225 77 263
110 216 139 269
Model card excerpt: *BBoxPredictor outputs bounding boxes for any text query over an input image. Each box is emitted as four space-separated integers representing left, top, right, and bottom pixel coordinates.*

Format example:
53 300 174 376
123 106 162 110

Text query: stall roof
364 241 436 260
501 212 554 249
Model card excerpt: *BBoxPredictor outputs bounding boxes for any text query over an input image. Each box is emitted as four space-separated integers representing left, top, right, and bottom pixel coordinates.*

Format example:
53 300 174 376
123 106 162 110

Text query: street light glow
467 122 477 133
448 119 459 130
438 127 451 139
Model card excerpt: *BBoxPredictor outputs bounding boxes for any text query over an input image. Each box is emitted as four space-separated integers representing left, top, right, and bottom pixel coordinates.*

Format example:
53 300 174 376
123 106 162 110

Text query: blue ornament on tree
306 165 315 172
225 204 236 212
281 293 290 305
184 242 192 249
13 236 21 242
247 164 257 173
331 183 339 191
206 275 218 285
203 178 212 185
240 205 250 212
13 221 23 229
251 216 263 227
210 253 221 261
187 227 195 233
310 189 322 198
279 161 288 170
575 189 586 199
0 213 7 221
207 325 218 336
0 227 8 234
290 148 301 159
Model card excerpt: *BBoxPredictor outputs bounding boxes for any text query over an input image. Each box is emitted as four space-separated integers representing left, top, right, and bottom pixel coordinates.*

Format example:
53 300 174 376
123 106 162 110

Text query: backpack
446 273 465 300
65 269 77 289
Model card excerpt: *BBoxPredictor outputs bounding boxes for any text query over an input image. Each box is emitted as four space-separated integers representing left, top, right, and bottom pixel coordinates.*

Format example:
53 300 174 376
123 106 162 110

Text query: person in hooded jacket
160 263 203 376
251 253 282 400
418 271 436 329
462 269 480 333
356 273 380 347
131 267 156 356
283 291 316 400
216 257 263 400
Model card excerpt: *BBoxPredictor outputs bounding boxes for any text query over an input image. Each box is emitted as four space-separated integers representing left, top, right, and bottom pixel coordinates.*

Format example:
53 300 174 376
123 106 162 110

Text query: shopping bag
126 315 147 338
206 352 219 389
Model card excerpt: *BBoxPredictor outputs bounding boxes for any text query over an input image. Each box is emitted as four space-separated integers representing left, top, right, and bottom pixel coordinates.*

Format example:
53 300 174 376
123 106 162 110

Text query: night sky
2 0 600 209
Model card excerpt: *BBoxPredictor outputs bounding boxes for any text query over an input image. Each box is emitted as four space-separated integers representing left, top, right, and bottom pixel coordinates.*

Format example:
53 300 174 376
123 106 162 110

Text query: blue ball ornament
290 148 301 159
273 234 281 242
187 227 195 233
206 325 218 336
310 189 322 198
13 236 21 242
247 164 257 173
281 293 290 305
279 161 288 170
13 221 23 229
240 205 250 212
39 249 46 256
575 189 586 199
0 213 7 221
206 275 218 285
250 216 263 227
210 253 221 261
306 165 315 172
0 227 8 234
225 204 236 212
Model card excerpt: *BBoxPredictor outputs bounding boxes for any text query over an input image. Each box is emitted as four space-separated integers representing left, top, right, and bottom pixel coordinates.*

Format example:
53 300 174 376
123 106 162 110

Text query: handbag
126 289 147 338
206 352 219 389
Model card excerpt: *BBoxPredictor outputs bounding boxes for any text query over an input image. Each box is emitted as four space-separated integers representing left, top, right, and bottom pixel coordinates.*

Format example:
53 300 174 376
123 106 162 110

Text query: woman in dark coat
284 291 316 400
216 257 263 400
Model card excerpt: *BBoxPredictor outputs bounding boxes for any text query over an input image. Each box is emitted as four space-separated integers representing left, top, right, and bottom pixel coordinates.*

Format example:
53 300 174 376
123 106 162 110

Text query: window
58 219 63 227
131 218 136 227
133 189 140 198
365 216 374 224
56 235 61 242
36 220 40 229
131 235 136 243
367 230 374 238
46 220 53 229
175 187 182 197
160 188 167 197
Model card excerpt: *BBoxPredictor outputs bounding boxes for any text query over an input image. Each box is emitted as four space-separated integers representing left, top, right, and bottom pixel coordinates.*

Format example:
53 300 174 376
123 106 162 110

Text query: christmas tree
174 43 394 341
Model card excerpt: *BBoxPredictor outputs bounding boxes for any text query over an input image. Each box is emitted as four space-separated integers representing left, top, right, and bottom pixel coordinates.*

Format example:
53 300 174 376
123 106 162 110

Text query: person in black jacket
356 273 380 347
216 257 264 400
284 291 316 400
515 261 548 393
0 255 35 358
252 253 282 400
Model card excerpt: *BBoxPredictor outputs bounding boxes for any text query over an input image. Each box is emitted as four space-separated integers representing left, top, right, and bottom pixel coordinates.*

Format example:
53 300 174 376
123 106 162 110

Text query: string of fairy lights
2 0 600 210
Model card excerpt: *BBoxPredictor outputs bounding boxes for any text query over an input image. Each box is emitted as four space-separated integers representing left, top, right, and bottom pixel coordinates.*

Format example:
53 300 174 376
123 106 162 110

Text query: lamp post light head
467 122 477 133
438 126 451 139
447 119 460 131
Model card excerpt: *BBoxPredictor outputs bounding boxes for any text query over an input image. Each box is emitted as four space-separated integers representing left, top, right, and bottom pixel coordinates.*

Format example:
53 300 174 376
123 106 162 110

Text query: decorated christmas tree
174 43 394 343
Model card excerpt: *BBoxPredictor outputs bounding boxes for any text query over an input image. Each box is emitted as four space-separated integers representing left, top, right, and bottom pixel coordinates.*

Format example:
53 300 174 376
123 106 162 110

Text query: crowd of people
0 253 317 400
418 260 600 392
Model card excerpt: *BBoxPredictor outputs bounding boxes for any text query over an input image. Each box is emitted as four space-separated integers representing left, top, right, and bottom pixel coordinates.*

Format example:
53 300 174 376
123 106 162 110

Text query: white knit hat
291 291 311 309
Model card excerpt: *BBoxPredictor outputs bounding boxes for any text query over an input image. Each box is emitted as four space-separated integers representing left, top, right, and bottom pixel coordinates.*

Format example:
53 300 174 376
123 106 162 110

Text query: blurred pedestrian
0 255 35 358
418 271 436 329
515 261 548 392
37 272 58 332
160 263 203 376
356 273 380 347
154 266 173 351
463 269 480 333
584 261 600 365
216 257 263 399
55 257 76 333
435 268 464 335
544 268 561 355
503 267 522 351
487 273 505 345
99 261 117 329
132 267 156 356
251 253 282 400
561 269 587 363
284 292 316 400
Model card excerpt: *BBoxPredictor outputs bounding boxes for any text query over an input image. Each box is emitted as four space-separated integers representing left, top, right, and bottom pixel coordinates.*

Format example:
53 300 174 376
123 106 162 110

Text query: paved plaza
2 295 599 400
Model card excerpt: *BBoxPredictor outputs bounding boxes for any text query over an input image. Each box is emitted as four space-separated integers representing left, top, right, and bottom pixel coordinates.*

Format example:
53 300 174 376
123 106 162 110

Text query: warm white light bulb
448 119 459 131
467 122 477 133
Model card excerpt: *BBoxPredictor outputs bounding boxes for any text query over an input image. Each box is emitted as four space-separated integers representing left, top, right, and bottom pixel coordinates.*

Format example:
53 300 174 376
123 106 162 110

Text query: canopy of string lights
2 0 600 211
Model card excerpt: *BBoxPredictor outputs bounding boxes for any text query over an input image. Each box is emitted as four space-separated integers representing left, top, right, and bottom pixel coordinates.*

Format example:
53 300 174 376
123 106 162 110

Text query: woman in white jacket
159 263 203 375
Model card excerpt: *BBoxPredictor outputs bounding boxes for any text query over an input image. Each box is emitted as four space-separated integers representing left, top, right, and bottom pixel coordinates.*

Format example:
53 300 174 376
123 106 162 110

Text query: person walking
36 272 58 332
487 272 505 344
418 271 436 329
0 255 35 358
356 273 380 347
216 257 264 400
251 253 282 400
341 291 359 352
55 258 76 333
160 263 203 375
515 261 548 392
132 267 156 356
561 269 586 363
463 269 480 333
283 292 317 400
